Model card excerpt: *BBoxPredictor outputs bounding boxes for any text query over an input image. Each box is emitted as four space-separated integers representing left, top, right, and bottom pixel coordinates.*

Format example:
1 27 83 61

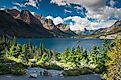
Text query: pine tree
88 46 100 65
106 37 121 80
0 36 5 57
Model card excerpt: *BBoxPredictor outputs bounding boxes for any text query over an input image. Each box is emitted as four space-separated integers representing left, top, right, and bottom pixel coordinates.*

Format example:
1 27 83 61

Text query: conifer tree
106 38 121 80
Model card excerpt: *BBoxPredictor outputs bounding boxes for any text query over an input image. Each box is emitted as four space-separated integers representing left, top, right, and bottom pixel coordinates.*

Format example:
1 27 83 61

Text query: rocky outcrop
29 74 38 78
25 67 64 77
34 14 55 30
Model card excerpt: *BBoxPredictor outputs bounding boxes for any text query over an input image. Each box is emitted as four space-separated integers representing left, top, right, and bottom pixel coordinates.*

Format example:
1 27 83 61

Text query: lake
17 38 104 53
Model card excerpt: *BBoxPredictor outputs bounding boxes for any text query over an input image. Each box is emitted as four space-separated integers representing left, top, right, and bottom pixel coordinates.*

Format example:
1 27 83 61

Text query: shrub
63 67 93 76
11 67 25 75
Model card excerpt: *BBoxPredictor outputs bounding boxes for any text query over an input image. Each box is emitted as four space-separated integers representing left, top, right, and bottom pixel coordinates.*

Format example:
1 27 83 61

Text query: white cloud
109 0 115 7
102 6 121 19
25 0 40 8
86 6 121 20
88 20 116 30
53 17 64 25
74 6 83 10
50 0 106 7
64 9 72 13
48 0 119 31
50 0 121 20
64 16 116 31
64 16 90 31
69 24 84 31
12 6 21 11
50 0 69 6
31 11 36 15
46 16 53 20
13 2 26 7
46 16 64 25
13 0 41 9
0 6 6 10
0 6 20 11
0 8 5 10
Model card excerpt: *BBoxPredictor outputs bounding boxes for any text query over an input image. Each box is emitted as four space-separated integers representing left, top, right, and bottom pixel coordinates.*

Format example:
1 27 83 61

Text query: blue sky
0 0 121 31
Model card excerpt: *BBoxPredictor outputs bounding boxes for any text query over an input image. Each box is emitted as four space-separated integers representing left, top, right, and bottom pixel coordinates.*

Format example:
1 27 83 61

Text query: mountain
33 13 76 37
1 9 119 39
56 23 76 36
0 9 76 38
0 9 53 38
99 20 121 39
77 28 95 36
80 20 121 39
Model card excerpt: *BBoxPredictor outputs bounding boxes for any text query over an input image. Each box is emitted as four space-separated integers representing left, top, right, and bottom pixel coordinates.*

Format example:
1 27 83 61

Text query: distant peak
21 10 32 15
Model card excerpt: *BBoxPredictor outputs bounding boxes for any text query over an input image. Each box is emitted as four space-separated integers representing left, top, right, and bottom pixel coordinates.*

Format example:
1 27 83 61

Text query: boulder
29 73 37 78
47 70 63 77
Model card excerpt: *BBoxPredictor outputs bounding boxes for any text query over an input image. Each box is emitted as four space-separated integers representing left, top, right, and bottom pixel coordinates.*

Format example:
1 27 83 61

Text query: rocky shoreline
25 67 63 78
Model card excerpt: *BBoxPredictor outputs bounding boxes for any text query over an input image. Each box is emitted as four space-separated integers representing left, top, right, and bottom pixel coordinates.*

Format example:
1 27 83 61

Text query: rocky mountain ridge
0 9 76 38
0 9 120 39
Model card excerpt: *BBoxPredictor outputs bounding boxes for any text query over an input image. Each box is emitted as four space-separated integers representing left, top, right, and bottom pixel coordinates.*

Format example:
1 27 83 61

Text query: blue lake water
17 38 104 52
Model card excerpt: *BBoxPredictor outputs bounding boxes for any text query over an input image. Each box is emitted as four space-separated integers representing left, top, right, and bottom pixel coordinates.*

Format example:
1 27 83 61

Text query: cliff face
0 9 76 38
34 14 55 30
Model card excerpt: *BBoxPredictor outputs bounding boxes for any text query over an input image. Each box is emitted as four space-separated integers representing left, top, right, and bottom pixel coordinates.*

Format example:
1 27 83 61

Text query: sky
0 0 121 31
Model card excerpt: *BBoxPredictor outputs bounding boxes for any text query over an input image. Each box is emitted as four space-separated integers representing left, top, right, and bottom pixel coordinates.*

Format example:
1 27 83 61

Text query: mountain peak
18 10 32 23
57 23 70 32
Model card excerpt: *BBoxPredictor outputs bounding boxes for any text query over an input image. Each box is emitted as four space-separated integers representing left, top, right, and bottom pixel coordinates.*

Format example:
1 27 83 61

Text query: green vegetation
103 37 121 80
63 67 93 76
0 35 120 80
